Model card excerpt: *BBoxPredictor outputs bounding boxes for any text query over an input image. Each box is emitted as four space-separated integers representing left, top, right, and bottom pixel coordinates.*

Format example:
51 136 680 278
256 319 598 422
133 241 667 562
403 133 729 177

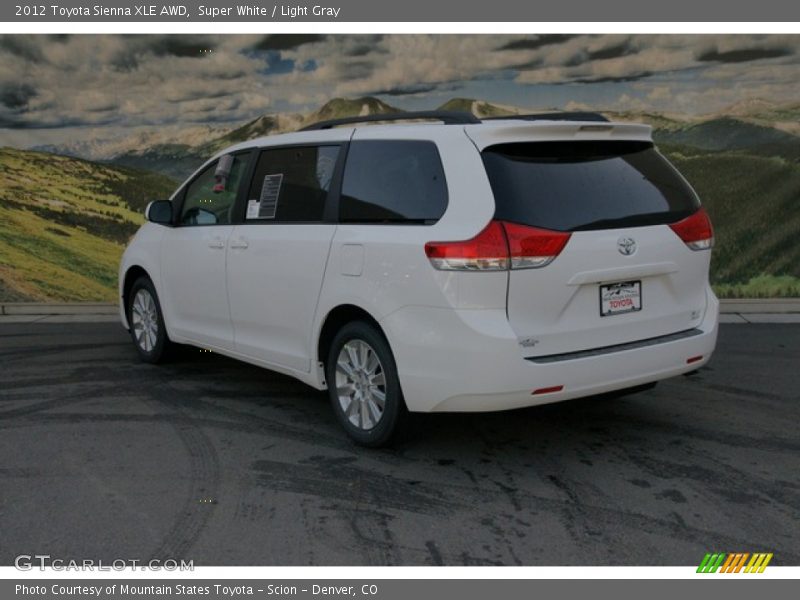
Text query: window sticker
246 199 260 219
247 173 283 219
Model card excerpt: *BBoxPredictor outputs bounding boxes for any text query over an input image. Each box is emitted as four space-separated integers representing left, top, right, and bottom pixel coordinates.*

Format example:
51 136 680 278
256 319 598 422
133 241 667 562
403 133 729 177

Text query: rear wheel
127 276 171 364
326 321 406 447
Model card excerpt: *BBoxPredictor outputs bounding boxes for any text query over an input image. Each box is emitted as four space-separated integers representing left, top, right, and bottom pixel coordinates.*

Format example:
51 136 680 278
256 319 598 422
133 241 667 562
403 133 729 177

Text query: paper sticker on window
258 173 282 219
246 199 260 219
247 173 283 219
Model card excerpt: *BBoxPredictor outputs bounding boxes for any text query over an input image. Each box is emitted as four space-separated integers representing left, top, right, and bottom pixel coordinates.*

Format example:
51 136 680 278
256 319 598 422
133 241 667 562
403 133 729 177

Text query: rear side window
482 141 700 232
340 140 448 224
246 145 340 222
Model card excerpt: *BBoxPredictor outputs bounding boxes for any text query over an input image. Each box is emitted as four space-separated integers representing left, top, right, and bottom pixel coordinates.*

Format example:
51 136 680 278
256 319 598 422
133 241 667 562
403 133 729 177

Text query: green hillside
0 147 176 301
111 144 203 181
655 117 800 159
662 145 800 295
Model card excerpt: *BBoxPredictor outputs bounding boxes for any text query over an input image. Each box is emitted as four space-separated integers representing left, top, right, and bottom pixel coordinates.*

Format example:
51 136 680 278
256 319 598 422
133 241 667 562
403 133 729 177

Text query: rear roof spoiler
482 111 609 123
465 121 653 150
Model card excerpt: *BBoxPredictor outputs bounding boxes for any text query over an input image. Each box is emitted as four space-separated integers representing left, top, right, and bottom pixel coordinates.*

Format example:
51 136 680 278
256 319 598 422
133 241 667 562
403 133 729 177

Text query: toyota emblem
617 237 637 256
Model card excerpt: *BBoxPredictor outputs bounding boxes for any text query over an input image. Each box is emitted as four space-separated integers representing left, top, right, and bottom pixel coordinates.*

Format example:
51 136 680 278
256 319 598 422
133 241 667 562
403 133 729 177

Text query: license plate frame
599 280 642 317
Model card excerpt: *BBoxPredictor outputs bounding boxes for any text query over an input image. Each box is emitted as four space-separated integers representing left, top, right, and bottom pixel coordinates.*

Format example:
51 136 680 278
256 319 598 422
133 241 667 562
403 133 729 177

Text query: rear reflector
669 208 714 251
532 385 564 395
425 220 571 271
686 355 703 364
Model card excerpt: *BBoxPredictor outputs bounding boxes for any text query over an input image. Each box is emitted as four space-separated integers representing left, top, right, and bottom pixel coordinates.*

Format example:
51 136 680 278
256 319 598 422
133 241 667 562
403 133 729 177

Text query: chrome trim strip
526 328 703 364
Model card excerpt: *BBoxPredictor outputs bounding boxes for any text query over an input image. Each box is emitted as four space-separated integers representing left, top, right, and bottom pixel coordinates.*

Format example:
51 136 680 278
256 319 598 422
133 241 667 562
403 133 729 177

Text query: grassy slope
655 118 800 160
0 147 176 301
110 144 204 181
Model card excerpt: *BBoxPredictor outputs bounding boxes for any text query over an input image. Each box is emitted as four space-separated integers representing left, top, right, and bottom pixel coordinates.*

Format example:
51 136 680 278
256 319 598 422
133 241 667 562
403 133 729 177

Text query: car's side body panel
227 223 338 372
160 224 236 350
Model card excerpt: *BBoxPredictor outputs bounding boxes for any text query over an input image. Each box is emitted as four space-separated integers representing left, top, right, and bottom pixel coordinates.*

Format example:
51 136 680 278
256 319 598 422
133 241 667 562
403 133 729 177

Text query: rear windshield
482 141 699 231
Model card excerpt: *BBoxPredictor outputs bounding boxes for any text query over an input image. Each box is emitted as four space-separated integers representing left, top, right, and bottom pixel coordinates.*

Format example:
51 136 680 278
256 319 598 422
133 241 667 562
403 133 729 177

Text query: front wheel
326 321 407 447
127 276 171 364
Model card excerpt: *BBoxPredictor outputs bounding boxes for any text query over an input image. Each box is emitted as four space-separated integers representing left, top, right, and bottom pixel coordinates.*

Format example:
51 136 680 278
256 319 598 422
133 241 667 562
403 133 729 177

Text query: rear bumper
381 288 719 412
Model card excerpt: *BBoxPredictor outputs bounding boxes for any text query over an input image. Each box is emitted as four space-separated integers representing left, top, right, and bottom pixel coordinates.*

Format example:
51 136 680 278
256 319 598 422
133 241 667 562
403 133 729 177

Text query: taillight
425 220 571 271
669 208 714 251
425 221 509 271
503 221 571 269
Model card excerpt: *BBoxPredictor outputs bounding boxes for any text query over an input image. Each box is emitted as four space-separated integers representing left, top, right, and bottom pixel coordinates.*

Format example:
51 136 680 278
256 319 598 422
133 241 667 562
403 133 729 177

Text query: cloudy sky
1 34 799 146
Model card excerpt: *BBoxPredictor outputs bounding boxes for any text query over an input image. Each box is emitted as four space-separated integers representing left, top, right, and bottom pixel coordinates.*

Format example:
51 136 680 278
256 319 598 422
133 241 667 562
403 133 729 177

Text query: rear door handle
208 238 225 249
230 238 249 250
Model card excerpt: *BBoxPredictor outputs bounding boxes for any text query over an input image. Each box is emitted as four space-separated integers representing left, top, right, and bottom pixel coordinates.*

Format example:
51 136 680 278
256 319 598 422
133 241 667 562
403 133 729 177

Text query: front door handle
208 238 225 249
230 238 249 250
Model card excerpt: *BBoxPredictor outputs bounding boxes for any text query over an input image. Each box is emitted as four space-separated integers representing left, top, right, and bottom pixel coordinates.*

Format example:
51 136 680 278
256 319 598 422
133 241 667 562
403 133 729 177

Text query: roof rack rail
299 110 481 131
482 111 609 123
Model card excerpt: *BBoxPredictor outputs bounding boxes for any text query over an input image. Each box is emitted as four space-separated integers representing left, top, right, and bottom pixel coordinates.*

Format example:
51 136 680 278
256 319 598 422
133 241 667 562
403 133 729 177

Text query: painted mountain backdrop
2 96 800 301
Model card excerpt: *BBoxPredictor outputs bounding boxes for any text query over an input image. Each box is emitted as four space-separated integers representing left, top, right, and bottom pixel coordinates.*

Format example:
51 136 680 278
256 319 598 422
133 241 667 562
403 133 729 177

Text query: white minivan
119 111 719 446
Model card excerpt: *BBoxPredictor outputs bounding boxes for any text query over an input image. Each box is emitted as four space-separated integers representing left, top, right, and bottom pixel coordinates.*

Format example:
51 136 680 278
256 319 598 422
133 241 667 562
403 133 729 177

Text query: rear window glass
340 140 448 224
482 141 700 231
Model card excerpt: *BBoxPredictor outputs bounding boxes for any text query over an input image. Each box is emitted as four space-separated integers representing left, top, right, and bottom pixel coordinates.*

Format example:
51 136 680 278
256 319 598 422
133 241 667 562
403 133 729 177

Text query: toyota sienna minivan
119 111 719 446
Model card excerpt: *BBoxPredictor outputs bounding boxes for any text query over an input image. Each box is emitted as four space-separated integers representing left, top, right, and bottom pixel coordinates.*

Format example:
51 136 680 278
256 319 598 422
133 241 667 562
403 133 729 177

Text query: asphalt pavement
0 321 798 566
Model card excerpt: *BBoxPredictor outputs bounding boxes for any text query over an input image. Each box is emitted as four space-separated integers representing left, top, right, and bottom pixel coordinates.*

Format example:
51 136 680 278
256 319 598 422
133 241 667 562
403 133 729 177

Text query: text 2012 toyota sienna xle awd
119 111 719 446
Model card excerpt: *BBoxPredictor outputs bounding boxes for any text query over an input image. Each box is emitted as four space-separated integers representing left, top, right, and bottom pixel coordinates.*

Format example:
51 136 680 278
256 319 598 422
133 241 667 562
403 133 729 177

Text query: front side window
246 145 340 222
339 140 448 224
179 154 249 226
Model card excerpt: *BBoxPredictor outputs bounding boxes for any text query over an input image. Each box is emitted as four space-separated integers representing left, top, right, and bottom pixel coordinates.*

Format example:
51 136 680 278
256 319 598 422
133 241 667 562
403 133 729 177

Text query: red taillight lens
503 221 571 269
669 208 714 251
425 220 571 271
425 221 509 271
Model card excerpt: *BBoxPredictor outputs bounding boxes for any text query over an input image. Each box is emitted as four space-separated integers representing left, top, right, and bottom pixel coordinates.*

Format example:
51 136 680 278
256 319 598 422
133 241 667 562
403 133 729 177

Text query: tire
325 320 407 447
127 276 172 364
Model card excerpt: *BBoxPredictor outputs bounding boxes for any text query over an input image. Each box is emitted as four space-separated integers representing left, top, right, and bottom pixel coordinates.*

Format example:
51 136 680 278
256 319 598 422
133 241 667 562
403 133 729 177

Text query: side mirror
145 200 173 225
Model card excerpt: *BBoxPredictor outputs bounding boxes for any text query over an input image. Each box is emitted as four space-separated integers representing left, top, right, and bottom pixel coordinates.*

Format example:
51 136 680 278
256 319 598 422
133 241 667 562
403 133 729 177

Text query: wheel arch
316 304 388 369
122 265 151 309
121 265 164 333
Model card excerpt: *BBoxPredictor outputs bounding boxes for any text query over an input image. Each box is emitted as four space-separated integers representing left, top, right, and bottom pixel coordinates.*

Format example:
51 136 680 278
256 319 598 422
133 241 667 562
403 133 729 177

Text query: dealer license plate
600 280 642 316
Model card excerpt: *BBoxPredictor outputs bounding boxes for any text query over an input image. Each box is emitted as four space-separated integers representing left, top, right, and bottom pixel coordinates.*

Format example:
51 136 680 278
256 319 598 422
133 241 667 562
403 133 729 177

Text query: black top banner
4 0 800 22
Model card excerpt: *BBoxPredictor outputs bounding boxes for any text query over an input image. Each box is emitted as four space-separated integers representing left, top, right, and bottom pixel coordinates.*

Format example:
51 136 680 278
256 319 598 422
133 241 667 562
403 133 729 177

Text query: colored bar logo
697 552 773 573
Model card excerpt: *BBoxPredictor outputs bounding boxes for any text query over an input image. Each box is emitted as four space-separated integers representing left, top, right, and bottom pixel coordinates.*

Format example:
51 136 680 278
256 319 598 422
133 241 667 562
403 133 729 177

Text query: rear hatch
479 137 713 358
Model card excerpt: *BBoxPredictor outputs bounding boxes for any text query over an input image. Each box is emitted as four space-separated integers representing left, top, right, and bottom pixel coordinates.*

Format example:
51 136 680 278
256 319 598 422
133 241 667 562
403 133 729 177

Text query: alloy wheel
131 288 159 352
335 339 386 430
